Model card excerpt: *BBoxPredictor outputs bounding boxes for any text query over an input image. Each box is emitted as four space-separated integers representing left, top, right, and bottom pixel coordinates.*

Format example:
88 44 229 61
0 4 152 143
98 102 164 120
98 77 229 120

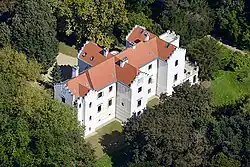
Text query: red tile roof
66 26 176 97
66 57 140 96
127 26 156 43
116 37 176 68
78 42 114 66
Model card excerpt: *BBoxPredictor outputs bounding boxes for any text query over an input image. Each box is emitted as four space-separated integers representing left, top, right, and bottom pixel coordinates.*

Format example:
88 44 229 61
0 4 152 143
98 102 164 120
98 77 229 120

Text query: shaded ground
147 96 160 108
86 121 128 167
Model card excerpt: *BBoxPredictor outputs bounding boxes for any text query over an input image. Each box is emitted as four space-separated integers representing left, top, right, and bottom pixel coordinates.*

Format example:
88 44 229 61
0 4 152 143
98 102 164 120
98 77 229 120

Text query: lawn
58 42 78 57
211 70 250 106
147 96 160 108
86 120 126 166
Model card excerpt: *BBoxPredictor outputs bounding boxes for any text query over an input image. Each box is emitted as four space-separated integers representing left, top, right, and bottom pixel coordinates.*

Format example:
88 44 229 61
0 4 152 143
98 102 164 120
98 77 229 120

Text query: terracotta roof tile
66 57 140 96
66 27 176 97
127 27 156 43
78 42 114 66
116 37 176 68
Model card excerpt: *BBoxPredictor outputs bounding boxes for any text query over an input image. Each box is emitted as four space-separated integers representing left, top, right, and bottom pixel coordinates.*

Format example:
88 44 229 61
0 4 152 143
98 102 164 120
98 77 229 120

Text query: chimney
120 57 128 68
144 32 150 41
103 47 109 57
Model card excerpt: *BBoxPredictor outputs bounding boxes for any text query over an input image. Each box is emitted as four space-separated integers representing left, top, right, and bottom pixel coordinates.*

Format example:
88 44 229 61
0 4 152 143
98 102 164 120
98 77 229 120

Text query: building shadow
99 131 130 167
59 65 73 81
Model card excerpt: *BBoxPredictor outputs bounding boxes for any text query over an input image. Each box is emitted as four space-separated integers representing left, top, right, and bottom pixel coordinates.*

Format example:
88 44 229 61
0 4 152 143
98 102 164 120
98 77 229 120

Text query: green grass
58 42 78 57
147 96 160 108
211 70 250 106
95 154 113 167
86 121 123 159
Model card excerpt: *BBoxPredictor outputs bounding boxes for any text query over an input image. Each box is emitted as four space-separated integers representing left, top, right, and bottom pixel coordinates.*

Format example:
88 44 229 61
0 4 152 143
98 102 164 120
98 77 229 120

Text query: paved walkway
56 52 77 66
208 35 247 55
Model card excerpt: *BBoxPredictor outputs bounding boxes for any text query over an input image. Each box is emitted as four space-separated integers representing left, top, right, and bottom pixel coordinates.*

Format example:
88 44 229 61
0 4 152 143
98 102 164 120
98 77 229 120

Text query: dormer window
90 56 94 61
82 52 87 57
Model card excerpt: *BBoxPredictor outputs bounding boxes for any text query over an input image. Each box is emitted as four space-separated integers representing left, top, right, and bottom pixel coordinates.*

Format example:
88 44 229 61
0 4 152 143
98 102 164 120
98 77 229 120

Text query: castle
54 25 199 136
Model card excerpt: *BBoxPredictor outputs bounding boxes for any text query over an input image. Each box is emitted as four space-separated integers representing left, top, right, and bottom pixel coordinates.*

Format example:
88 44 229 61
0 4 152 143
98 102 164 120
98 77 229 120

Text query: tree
51 63 62 84
208 100 250 166
53 0 127 48
0 0 17 13
187 37 222 80
116 12 153 44
210 0 250 49
11 0 58 70
158 0 214 46
123 83 213 166
0 47 95 166
211 153 240 167
0 23 11 47
125 0 155 16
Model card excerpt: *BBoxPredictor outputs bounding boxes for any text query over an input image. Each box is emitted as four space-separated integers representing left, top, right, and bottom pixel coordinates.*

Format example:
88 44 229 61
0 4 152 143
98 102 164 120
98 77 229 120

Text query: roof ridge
85 71 93 89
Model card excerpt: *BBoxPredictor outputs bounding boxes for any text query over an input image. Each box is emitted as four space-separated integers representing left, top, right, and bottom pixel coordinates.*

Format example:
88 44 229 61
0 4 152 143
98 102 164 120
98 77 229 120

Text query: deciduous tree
11 0 58 70
123 83 213 166
0 47 95 166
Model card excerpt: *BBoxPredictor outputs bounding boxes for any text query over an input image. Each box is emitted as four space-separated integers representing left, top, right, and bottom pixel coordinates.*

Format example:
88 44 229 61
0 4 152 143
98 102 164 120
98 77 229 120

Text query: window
121 102 124 106
137 99 142 107
99 119 101 122
89 102 92 108
175 60 178 66
184 69 187 73
89 127 91 131
97 92 103 98
193 75 197 83
109 86 113 92
61 97 65 103
138 87 142 93
109 113 111 116
138 111 142 116
79 103 81 108
148 89 151 94
98 105 102 112
89 116 92 121
148 64 152 70
148 77 152 84
174 74 178 81
108 99 112 107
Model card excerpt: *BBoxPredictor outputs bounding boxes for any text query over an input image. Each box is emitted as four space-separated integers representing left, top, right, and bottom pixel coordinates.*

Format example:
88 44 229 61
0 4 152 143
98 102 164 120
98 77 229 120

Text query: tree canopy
187 37 222 80
0 47 95 166
123 83 213 166
11 0 58 70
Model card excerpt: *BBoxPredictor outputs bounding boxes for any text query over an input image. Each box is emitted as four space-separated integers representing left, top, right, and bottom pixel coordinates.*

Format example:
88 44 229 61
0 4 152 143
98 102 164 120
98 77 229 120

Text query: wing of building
54 25 199 137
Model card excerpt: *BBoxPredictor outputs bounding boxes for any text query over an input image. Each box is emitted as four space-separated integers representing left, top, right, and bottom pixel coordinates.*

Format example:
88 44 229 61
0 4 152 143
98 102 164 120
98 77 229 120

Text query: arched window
193 75 197 83
89 116 92 121
148 78 152 84
79 103 81 108
175 60 178 66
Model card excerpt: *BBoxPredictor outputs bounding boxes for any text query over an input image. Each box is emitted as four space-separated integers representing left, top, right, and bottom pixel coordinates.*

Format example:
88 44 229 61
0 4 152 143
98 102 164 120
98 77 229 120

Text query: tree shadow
99 130 130 167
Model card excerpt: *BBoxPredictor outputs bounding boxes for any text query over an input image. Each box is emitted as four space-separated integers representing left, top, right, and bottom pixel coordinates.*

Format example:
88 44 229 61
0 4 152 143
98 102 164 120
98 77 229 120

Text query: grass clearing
95 154 113 167
86 120 123 159
58 42 78 57
211 70 250 106
147 96 160 108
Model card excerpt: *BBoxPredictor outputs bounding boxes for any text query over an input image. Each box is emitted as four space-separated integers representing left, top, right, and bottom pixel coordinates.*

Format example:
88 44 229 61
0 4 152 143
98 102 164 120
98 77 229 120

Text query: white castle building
54 25 199 136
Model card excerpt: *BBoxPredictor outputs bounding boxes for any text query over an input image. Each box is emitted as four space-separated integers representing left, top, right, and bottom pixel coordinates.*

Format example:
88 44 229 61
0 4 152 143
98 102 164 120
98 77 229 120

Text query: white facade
54 26 199 136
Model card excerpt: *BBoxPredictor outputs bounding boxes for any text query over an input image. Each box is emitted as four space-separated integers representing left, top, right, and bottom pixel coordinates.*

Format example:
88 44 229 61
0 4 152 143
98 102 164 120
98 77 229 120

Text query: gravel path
56 52 77 66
